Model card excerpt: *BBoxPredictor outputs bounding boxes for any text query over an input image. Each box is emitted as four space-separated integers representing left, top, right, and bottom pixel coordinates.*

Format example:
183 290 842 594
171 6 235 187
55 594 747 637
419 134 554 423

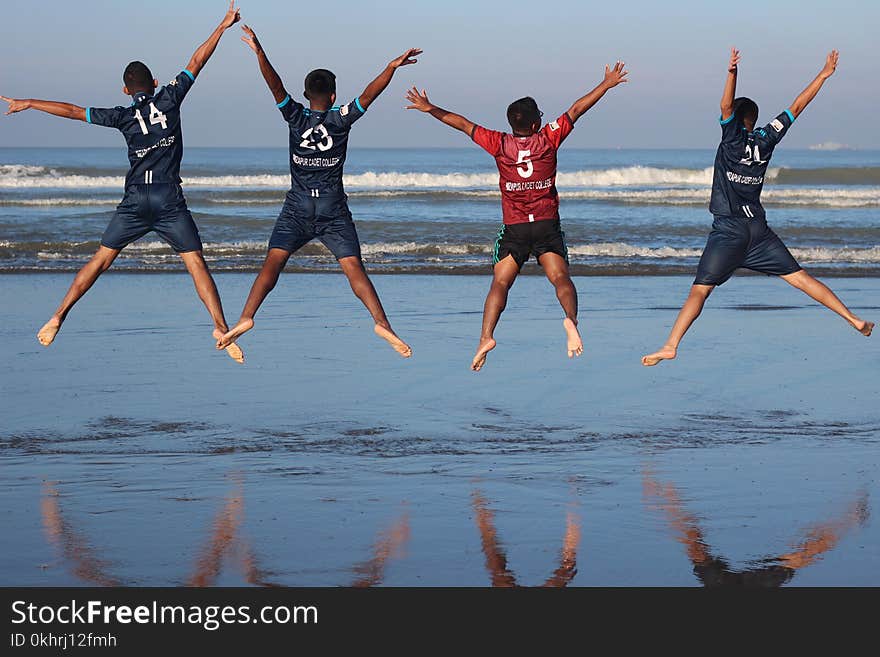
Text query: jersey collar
131 91 151 106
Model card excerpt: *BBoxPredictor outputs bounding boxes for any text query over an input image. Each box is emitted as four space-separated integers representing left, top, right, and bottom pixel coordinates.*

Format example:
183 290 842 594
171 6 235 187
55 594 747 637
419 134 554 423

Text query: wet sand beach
1 272 878 586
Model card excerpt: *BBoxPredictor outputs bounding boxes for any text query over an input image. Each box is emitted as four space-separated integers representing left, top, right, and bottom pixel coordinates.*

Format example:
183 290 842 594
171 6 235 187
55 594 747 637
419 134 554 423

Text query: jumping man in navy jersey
642 49 872 367
216 26 418 358
1 2 246 363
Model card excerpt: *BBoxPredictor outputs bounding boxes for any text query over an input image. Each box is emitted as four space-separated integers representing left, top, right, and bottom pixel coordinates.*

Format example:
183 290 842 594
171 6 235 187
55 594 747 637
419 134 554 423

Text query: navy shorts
694 215 801 286
268 191 361 260
101 183 202 253
493 219 568 270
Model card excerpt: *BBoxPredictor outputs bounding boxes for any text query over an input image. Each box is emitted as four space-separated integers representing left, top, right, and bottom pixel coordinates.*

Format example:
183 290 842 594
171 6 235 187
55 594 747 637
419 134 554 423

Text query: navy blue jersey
86 70 195 187
709 109 795 219
277 94 366 195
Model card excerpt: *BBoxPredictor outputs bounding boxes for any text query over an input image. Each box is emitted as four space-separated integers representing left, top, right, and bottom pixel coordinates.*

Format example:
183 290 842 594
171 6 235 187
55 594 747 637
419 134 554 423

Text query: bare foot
217 318 254 350
855 320 874 337
642 345 677 367
37 317 62 347
471 337 496 372
563 318 583 358
213 329 245 364
374 324 412 358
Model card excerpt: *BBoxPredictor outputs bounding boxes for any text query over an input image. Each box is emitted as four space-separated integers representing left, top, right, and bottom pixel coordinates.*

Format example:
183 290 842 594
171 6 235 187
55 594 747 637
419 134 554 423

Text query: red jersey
472 112 573 225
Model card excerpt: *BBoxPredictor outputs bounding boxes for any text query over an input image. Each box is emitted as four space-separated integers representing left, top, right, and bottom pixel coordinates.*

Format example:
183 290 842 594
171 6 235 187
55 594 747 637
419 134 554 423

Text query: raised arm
1 97 85 122
357 48 422 110
184 1 241 79
720 48 741 121
240 24 287 105
788 50 838 119
405 87 475 135
566 61 628 124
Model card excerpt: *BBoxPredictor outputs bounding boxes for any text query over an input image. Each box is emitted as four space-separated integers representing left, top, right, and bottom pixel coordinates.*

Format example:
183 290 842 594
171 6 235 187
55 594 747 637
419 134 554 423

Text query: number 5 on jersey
135 103 168 135
516 150 533 179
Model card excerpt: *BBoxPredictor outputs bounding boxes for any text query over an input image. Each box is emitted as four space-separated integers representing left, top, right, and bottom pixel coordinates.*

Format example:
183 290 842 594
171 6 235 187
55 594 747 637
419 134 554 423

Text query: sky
1 0 877 149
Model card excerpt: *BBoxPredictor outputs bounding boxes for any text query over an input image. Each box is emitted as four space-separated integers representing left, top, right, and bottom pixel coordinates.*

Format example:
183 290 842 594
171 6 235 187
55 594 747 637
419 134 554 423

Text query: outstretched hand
728 47 741 72
602 61 629 88
0 96 28 115
390 48 423 69
820 49 839 79
240 24 262 53
220 1 241 29
405 87 433 112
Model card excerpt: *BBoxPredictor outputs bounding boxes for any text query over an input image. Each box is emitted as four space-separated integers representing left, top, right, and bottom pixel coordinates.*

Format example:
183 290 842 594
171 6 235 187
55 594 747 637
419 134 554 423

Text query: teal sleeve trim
277 95 291 109
183 69 195 82
355 96 365 113
719 113 735 125
784 109 795 123
85 107 92 124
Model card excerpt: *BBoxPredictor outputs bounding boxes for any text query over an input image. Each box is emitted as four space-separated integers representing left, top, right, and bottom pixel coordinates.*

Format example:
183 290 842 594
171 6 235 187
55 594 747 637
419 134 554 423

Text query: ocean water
1 147 878 275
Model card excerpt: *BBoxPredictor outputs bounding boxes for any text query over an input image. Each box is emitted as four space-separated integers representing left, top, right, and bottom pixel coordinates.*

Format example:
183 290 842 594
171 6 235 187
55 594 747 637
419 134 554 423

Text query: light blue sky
1 0 877 149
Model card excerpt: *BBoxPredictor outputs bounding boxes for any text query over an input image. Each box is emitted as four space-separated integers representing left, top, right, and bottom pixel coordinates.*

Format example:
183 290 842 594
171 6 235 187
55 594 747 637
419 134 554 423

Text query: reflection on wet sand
40 480 409 587
471 490 580 587
642 470 869 587
41 482 122 586
351 512 411 588
187 480 245 587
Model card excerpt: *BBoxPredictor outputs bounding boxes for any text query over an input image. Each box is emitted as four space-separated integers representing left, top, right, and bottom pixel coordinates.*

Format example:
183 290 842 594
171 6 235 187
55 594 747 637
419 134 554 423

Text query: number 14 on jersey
134 103 168 135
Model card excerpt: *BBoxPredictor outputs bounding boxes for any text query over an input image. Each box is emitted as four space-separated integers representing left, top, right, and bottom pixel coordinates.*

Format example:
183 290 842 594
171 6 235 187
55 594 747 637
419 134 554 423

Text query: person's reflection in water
40 482 122 586
43 479 410 586
351 511 411 587
471 490 580 587
642 470 869 587
187 480 244 586
190 484 412 587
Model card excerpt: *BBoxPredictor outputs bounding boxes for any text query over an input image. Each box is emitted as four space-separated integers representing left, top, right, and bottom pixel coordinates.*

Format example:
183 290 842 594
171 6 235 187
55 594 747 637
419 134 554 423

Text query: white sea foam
2 162 876 208
566 243 704 258
17 240 880 264
1 187 877 208
561 188 880 207
789 246 880 263
0 164 52 177
0 164 724 189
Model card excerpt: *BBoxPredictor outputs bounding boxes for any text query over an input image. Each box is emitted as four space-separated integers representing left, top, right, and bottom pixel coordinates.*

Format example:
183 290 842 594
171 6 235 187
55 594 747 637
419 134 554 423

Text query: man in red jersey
405 62 628 371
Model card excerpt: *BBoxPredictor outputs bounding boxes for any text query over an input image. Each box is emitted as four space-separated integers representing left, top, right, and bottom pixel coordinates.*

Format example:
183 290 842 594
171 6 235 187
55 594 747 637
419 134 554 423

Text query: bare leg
642 284 715 366
179 251 243 363
539 252 583 358
338 256 412 358
471 491 518 587
472 255 520 372
350 512 411 588
541 511 582 588
217 248 290 349
37 246 121 346
782 269 873 336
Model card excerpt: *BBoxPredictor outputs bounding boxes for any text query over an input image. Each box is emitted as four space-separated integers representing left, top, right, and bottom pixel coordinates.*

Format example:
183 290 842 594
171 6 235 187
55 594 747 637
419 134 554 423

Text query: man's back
472 112 573 224
87 71 195 187
710 109 794 220
279 96 366 196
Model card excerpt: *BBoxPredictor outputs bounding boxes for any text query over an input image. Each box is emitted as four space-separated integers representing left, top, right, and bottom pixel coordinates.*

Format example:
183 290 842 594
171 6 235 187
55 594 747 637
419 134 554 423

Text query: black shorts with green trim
492 219 568 270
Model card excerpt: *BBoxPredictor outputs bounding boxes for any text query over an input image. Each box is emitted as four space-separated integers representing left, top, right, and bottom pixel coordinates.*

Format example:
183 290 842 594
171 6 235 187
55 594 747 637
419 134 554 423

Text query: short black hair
734 97 759 125
123 61 154 92
304 69 336 101
507 97 542 133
